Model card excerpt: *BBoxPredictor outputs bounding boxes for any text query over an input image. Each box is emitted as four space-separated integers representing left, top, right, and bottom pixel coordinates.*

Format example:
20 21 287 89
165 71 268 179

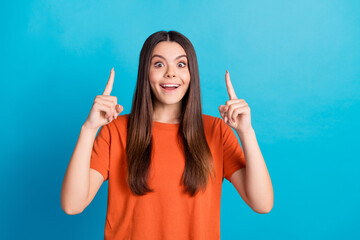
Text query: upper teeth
161 84 179 87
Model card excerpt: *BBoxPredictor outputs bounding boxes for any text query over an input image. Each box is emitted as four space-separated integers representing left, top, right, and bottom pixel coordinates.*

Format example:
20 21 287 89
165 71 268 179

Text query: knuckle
95 98 101 104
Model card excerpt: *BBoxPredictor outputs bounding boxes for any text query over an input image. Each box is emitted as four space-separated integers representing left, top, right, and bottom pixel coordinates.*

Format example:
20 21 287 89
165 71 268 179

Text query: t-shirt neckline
153 120 180 130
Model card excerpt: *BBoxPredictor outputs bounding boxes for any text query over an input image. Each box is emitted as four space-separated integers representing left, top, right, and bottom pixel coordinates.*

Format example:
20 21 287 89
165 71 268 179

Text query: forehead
152 41 186 58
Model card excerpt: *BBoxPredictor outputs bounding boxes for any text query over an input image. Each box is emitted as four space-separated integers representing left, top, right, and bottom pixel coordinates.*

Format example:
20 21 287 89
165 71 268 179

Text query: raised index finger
103 68 115 95
225 70 237 100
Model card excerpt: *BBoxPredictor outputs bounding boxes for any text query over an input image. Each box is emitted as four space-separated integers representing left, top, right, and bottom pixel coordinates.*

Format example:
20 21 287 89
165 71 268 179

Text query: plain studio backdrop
1 0 359 239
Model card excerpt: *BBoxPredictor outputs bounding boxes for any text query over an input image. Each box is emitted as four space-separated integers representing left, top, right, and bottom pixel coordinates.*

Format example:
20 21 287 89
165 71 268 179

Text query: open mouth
160 84 180 91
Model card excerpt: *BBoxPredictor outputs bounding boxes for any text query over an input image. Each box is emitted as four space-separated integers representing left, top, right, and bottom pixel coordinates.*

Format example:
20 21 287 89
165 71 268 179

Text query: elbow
62 207 83 215
61 198 84 215
62 205 84 215
249 198 273 214
253 202 273 214
255 206 272 214
249 191 274 214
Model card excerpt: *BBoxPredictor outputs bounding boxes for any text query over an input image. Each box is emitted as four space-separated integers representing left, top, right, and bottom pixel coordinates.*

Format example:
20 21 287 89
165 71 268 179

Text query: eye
178 62 187 68
154 62 164 68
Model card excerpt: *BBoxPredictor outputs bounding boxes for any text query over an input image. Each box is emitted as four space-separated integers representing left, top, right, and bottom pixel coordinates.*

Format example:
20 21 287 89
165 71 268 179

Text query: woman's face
149 41 191 107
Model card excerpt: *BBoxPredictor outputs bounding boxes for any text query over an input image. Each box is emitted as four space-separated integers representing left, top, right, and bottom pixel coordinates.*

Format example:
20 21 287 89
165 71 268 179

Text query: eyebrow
151 54 187 61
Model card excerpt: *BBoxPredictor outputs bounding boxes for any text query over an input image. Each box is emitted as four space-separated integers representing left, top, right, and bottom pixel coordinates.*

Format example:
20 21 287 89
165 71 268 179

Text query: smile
160 83 180 93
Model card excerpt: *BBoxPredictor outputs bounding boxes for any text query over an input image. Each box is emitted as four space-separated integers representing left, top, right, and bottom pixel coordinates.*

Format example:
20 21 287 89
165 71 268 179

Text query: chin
160 99 182 105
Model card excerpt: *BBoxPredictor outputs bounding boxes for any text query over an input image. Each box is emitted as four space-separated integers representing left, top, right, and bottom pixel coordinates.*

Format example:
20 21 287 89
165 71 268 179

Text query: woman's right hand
83 68 123 130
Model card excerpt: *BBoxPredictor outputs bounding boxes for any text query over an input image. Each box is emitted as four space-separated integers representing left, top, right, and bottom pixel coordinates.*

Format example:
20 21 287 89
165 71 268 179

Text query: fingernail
226 70 228 73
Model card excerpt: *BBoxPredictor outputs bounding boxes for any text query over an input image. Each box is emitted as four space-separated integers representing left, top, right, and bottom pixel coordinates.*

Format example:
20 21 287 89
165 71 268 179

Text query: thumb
116 104 123 114
219 105 228 113
218 105 226 119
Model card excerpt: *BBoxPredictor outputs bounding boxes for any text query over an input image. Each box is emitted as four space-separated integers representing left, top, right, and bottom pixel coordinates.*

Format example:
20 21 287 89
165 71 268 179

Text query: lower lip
161 86 180 93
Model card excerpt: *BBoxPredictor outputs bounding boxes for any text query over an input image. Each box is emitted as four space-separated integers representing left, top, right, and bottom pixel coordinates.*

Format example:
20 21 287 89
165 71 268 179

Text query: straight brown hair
126 30 215 197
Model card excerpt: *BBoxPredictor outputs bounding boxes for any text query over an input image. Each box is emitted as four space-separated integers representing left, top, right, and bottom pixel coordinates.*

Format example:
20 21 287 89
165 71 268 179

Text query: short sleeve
90 124 110 181
221 119 246 182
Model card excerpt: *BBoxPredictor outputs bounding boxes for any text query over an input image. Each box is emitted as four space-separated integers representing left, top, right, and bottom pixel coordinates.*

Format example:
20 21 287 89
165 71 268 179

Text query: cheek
148 72 158 86
180 71 191 84
149 69 163 83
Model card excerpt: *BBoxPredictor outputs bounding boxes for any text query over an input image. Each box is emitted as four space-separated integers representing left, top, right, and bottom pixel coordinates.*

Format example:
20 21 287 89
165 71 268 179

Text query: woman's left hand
219 70 253 134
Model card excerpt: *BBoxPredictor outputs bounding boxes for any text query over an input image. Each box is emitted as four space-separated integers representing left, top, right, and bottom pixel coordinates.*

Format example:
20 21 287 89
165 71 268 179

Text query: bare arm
60 125 100 215
61 68 123 215
219 70 273 213
236 128 273 214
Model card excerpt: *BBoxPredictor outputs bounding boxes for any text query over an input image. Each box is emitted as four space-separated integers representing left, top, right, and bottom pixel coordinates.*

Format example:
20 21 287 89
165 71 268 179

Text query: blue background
1 0 359 239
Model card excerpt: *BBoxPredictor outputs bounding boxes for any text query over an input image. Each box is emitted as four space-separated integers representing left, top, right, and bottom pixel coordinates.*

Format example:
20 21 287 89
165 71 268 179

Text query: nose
166 73 176 78
165 66 176 78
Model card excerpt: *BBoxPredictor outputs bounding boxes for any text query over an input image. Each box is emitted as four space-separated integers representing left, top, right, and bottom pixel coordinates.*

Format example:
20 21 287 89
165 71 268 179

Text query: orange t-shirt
90 114 246 240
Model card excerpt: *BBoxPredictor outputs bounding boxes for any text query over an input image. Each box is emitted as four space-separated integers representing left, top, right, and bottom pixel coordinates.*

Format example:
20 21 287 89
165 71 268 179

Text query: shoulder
202 113 233 135
116 114 130 125
202 114 224 131
109 114 129 124
104 113 129 134
202 113 222 124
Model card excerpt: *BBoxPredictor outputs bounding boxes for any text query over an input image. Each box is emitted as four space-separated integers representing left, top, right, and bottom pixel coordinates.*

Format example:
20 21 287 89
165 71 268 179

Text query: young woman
61 30 273 239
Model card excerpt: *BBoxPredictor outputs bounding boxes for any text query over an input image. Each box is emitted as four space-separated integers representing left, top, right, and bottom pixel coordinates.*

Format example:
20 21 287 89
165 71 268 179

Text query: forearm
61 125 99 214
237 128 273 213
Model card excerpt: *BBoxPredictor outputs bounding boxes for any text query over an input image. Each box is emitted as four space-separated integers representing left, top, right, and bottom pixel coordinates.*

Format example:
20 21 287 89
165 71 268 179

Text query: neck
153 101 182 124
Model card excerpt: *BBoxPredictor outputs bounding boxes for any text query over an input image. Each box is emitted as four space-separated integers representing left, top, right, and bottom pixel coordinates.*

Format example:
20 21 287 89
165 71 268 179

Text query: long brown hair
126 30 215 197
